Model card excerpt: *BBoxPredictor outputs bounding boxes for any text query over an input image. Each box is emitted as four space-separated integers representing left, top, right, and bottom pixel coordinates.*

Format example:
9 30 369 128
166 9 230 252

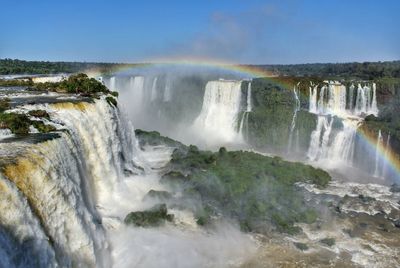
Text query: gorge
0 66 399 267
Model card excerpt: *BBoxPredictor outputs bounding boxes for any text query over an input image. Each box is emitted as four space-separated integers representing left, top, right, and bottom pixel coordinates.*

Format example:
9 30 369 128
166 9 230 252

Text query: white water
374 130 384 178
239 82 252 140
308 81 378 117
193 80 243 146
110 76 116 91
307 81 378 167
150 77 158 102
0 97 256 267
287 86 301 153
163 77 172 102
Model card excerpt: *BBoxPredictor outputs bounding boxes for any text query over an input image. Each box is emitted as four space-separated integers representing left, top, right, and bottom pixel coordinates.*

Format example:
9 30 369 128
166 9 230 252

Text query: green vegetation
124 204 174 227
28 110 50 119
32 73 109 94
136 129 331 234
135 129 185 149
255 60 400 80
294 242 309 251
0 58 139 75
105 96 117 107
0 79 33 87
245 79 317 153
0 113 31 134
0 99 56 134
319 238 336 247
31 121 57 133
0 98 11 112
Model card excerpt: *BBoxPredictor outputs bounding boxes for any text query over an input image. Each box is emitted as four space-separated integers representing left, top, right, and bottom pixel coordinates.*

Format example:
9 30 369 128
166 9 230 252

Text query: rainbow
91 57 400 182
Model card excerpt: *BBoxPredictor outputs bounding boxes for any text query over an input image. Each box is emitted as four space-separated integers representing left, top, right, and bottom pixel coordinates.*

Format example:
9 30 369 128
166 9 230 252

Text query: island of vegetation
133 129 330 234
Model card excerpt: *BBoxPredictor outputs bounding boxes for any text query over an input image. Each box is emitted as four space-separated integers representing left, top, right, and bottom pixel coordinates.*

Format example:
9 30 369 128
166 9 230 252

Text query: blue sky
1 0 399 64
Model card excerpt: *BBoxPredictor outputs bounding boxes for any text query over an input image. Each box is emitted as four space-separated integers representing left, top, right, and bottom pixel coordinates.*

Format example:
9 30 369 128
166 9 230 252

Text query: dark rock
145 190 172 200
390 184 400 193
294 242 309 251
319 238 335 247
393 219 400 228
28 110 50 119
124 203 174 227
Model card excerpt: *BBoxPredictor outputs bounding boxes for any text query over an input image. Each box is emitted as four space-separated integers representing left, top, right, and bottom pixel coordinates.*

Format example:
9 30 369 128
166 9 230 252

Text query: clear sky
1 0 399 64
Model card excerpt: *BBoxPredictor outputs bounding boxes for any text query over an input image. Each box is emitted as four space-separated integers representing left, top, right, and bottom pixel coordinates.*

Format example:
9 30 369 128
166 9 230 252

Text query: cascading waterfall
374 130 384 178
309 84 318 114
239 82 252 140
193 80 243 145
109 76 116 91
287 85 301 153
308 81 378 116
163 77 172 102
150 77 158 102
0 98 143 267
382 133 391 178
307 116 333 161
307 81 378 166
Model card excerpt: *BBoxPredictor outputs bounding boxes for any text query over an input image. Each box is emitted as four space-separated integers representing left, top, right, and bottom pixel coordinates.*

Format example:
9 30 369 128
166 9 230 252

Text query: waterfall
327 82 347 115
129 76 145 113
239 82 252 140
193 80 243 145
309 85 318 114
374 130 384 178
288 86 301 153
307 81 379 167
246 82 252 112
110 76 116 91
308 116 332 161
348 84 354 110
0 98 144 267
308 81 378 117
371 83 378 115
163 77 172 102
382 133 390 178
150 77 158 102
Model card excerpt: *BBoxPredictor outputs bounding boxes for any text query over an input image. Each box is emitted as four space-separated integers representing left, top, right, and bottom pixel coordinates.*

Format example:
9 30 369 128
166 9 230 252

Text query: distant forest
1 58 399 81
258 61 400 80
0 59 137 75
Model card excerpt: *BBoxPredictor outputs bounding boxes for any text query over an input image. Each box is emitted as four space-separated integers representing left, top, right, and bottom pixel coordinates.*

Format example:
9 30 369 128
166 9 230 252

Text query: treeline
255 61 400 80
0 59 138 75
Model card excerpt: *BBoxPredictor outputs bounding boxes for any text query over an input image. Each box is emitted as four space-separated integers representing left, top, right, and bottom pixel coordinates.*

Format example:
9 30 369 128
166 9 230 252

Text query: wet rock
393 219 400 228
390 183 400 193
144 190 172 200
294 242 309 251
124 203 174 227
358 194 375 203
319 238 335 247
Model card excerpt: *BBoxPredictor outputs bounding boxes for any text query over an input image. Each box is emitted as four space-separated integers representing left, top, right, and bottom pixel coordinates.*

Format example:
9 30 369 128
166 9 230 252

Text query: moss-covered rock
0 113 31 134
124 204 174 227
31 121 56 133
319 238 335 247
0 98 11 112
105 96 117 107
294 242 309 251
135 129 185 149
144 190 172 200
28 110 50 119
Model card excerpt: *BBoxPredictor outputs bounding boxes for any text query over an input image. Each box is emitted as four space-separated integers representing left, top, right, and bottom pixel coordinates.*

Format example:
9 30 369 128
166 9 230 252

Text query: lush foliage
255 60 400 80
0 58 138 75
136 130 331 234
245 79 317 154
